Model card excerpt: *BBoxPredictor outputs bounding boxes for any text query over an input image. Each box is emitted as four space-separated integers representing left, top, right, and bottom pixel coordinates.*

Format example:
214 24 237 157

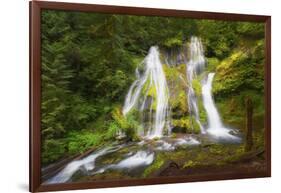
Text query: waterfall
202 73 223 129
123 38 239 139
202 73 240 141
186 37 205 133
122 46 169 138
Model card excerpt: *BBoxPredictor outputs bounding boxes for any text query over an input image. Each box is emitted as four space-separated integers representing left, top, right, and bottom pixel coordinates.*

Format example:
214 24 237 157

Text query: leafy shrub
42 139 67 166
105 107 141 141
66 131 103 154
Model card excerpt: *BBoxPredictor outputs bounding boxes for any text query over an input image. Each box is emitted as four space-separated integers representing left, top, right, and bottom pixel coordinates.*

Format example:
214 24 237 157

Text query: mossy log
229 148 265 164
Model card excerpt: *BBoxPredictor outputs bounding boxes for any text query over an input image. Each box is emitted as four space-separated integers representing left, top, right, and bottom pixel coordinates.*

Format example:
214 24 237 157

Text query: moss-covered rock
191 117 201 134
143 153 165 177
192 79 202 97
183 160 197 169
172 117 191 133
163 64 189 117
171 116 201 134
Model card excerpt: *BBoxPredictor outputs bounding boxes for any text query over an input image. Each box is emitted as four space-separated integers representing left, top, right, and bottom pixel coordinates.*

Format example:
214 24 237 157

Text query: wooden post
245 97 253 152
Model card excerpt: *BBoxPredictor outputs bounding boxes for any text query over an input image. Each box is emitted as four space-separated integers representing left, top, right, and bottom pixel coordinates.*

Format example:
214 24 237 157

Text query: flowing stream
46 146 121 184
46 137 200 184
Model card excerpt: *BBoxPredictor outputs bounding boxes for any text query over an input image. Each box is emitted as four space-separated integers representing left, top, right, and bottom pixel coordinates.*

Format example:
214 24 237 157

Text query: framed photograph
30 1 271 192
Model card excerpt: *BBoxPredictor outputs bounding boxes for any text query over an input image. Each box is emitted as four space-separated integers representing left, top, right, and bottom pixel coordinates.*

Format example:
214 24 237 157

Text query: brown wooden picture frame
30 1 271 192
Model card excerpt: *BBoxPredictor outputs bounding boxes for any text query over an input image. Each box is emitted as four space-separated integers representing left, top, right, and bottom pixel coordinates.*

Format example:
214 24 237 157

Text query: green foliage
213 45 264 98
42 131 104 165
206 57 220 72
42 139 67 165
198 20 238 59
236 22 265 38
106 121 120 140
106 107 141 141
163 33 184 48
67 131 103 154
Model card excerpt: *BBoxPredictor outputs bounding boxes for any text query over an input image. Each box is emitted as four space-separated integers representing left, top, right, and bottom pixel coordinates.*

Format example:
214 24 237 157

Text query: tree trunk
245 97 253 152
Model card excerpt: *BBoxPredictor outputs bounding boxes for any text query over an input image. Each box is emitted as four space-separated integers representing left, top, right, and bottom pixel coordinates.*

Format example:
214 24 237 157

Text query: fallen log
228 148 265 164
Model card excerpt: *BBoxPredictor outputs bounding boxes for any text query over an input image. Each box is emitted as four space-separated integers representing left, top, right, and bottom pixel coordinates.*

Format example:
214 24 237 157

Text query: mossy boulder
163 64 189 116
192 79 202 97
171 117 201 134
143 153 165 177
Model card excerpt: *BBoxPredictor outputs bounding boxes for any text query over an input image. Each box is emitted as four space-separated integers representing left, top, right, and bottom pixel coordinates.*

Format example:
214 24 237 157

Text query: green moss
209 144 224 155
143 153 165 177
171 116 202 134
172 117 191 131
197 95 207 124
170 133 177 138
183 160 196 168
164 63 189 116
171 115 204 134
147 85 156 97
170 90 188 116
192 79 202 97
191 117 201 134
163 64 181 81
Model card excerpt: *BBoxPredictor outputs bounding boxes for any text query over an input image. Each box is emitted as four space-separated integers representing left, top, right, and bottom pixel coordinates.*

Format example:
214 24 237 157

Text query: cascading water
186 37 206 134
44 37 242 185
202 73 240 141
46 146 118 184
94 151 155 175
202 73 222 129
122 46 170 138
